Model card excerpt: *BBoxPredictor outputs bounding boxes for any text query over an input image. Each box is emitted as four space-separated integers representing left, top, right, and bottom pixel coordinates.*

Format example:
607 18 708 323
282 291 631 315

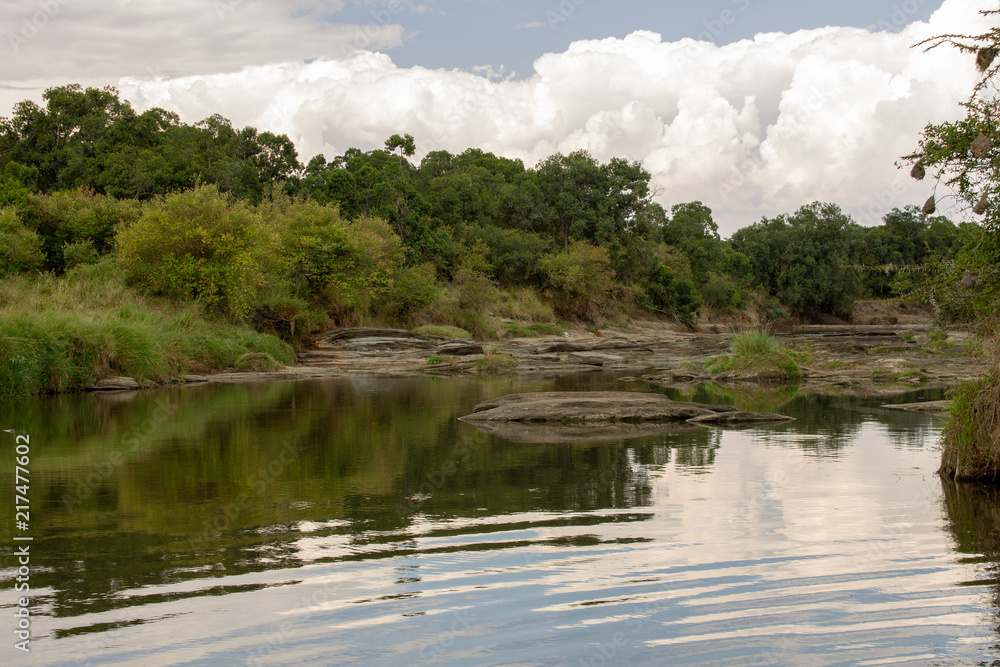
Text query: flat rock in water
465 420 706 444
884 400 952 415
687 411 795 424
87 376 140 391
463 391 738 423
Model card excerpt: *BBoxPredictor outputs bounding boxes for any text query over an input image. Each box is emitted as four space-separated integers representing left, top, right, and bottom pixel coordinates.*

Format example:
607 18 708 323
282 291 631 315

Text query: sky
0 0 995 235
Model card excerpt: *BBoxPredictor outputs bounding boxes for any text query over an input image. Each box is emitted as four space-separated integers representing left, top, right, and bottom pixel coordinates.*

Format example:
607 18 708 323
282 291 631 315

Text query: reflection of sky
2 413 992 666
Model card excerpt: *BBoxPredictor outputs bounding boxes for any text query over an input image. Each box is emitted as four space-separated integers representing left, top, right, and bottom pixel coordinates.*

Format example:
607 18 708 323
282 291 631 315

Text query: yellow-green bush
0 207 44 277
116 185 275 317
539 240 613 315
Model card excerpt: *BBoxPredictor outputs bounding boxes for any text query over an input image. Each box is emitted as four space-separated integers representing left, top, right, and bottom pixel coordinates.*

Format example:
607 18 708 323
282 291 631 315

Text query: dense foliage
0 83 972 398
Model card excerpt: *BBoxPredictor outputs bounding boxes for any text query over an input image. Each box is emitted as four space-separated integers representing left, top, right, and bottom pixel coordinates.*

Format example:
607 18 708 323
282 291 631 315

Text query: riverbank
142 317 983 404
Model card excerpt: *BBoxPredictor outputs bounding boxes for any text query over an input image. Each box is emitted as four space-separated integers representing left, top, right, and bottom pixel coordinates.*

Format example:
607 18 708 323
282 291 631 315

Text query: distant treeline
0 84 978 334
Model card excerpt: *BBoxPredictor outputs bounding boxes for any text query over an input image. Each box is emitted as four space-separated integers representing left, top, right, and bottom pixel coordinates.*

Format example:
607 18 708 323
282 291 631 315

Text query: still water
1 375 998 666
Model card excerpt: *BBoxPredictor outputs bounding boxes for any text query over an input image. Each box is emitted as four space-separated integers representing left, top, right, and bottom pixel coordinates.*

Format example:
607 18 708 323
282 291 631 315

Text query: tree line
0 84 975 339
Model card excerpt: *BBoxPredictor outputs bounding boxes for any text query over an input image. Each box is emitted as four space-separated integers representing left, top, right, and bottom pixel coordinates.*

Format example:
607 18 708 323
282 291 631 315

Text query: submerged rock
461 391 790 425
465 420 706 444
687 411 795 424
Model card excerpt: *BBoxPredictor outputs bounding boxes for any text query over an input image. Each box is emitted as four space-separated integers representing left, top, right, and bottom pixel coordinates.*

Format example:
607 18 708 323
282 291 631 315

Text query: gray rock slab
686 411 795 424
87 376 140 391
462 391 738 423
464 420 707 443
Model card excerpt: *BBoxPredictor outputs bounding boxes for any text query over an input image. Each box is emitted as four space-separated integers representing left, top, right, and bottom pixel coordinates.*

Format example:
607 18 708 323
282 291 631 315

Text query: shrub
0 208 44 277
116 185 275 317
539 241 613 315
638 263 702 326
30 188 143 271
762 297 790 322
382 262 441 321
62 238 100 269
701 273 748 312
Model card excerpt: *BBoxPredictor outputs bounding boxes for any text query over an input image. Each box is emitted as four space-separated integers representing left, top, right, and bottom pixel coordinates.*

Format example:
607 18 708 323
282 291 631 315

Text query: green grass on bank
0 261 293 398
703 329 808 381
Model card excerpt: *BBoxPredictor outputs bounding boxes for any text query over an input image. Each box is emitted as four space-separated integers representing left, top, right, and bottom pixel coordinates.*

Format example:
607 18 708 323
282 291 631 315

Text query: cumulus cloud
0 0 404 97
9 0 996 234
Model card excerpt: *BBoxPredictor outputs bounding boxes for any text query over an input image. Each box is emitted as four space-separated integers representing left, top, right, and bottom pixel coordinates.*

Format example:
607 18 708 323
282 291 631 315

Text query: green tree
731 202 863 319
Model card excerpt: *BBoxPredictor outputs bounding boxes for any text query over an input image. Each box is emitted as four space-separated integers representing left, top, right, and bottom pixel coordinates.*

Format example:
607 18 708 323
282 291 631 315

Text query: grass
923 328 952 353
703 329 808 381
475 345 519 375
0 263 293 397
414 324 472 339
505 322 565 338
871 368 928 386
426 354 449 365
940 371 1000 481
233 352 281 372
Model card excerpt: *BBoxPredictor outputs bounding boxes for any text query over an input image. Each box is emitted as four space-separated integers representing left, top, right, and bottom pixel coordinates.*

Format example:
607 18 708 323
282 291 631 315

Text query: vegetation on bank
900 9 1000 482
0 84 982 398
0 262 293 397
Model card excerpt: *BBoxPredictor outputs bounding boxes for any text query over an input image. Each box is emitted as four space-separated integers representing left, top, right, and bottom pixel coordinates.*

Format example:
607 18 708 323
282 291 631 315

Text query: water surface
1 376 998 666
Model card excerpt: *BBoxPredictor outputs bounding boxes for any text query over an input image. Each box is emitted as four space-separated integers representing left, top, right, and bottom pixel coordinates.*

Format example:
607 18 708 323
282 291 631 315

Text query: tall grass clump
940 370 1000 482
0 265 293 398
703 329 807 381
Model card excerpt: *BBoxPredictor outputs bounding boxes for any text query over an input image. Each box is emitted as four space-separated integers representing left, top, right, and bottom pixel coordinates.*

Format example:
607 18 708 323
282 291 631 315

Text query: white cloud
6 0 994 234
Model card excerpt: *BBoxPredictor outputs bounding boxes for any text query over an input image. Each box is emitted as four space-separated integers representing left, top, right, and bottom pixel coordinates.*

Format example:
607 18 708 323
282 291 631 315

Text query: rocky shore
93 316 983 406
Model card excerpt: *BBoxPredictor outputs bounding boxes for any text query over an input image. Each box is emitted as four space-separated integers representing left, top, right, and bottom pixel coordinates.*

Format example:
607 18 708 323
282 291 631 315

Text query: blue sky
330 0 942 78
0 0 987 233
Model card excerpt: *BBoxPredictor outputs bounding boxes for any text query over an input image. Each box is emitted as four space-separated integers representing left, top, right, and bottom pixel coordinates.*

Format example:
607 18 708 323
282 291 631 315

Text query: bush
539 241 613 315
382 262 441 321
638 263 702 326
469 225 552 286
62 238 100 269
116 185 275 317
0 208 44 277
731 202 863 319
29 188 143 271
701 273 748 313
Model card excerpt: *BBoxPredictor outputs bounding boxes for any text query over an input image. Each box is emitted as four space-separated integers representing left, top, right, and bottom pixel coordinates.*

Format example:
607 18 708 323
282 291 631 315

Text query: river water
1 375 999 666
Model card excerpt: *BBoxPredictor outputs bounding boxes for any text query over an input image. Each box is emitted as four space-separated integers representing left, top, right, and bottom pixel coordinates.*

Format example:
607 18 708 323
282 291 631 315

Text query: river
1 375 998 666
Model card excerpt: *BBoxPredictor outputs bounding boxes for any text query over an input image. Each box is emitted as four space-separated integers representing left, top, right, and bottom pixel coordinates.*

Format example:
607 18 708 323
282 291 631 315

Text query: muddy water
0 376 997 666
